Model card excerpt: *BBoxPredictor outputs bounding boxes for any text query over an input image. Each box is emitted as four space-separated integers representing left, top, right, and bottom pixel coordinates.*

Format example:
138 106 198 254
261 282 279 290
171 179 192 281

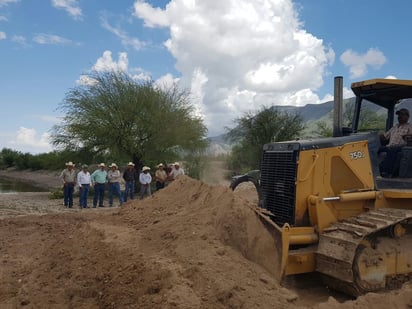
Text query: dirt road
1 170 412 308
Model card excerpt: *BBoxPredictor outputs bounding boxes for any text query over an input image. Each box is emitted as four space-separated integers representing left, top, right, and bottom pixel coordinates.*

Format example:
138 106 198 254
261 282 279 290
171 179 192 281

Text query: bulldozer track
316 208 412 296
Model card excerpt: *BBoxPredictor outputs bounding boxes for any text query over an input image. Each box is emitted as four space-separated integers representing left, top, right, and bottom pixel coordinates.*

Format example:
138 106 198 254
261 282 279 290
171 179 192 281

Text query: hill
206 97 412 155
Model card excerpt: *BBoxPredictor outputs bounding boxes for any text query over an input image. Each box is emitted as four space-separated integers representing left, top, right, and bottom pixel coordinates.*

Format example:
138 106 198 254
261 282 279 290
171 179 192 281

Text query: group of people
60 161 185 208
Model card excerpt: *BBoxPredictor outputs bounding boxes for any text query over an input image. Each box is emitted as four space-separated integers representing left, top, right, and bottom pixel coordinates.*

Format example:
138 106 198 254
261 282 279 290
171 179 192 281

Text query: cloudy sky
1 0 411 153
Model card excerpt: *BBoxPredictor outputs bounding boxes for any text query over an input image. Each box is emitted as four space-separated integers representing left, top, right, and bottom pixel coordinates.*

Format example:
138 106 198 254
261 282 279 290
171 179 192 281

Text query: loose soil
1 168 412 308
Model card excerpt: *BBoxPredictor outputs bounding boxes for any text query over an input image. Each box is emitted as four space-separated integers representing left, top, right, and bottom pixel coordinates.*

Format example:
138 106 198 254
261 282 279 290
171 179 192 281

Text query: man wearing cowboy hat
168 162 185 181
123 162 137 201
60 161 77 208
108 163 124 207
139 166 152 199
77 164 91 208
91 163 108 207
154 163 167 190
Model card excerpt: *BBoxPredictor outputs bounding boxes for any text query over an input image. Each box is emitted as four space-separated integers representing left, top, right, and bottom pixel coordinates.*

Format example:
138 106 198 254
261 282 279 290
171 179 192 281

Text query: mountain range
206 97 412 156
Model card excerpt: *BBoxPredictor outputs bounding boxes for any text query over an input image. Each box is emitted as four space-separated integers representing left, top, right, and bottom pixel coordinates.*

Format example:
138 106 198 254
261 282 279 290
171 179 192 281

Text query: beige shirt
155 169 167 182
60 168 76 184
108 169 122 183
384 122 412 146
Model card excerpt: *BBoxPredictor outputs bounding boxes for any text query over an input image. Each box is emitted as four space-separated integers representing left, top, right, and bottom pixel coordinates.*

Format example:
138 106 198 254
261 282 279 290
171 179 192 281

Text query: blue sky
0 0 410 154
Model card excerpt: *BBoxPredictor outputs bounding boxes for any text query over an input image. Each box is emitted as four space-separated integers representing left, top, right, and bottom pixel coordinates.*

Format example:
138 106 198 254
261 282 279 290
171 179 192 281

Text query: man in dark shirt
123 162 137 201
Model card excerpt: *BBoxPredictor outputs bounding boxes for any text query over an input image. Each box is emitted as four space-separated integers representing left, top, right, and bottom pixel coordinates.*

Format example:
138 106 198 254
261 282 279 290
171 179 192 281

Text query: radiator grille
260 150 298 226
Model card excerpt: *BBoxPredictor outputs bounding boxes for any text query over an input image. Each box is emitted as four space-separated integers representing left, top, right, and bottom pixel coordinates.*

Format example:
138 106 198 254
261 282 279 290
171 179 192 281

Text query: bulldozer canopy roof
351 78 412 109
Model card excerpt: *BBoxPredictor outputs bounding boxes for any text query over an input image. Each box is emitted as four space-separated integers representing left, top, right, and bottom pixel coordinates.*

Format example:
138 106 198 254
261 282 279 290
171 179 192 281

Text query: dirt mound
118 176 295 308
2 175 412 308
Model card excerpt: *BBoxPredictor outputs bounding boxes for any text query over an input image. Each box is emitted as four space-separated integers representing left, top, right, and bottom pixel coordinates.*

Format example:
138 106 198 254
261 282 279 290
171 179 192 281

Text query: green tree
51 71 208 171
226 107 305 172
312 101 386 137
344 101 386 131
0 148 20 168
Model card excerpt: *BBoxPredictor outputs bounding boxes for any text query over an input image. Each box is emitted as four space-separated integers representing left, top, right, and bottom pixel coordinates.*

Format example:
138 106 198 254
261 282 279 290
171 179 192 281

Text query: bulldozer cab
349 79 412 185
350 78 412 132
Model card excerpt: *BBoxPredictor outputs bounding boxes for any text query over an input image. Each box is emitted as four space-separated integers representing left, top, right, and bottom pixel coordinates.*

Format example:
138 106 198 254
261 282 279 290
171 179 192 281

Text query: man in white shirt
139 166 152 199
77 164 91 208
168 162 185 181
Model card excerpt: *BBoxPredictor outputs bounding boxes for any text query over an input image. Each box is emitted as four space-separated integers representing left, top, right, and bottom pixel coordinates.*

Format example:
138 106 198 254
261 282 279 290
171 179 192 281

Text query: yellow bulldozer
231 77 412 296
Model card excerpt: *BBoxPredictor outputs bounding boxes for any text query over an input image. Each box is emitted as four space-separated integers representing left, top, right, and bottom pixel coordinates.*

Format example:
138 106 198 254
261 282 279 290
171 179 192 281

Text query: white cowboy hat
127 162 135 166
98 163 106 167
109 163 117 168
157 163 164 168
142 166 151 172
65 162 74 166
174 162 180 166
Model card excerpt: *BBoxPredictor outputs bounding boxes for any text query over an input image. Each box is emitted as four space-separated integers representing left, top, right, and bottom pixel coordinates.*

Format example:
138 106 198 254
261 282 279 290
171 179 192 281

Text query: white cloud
133 1 169 28
100 15 144 51
0 31 5 40
9 127 52 154
0 16 8 21
133 0 334 135
0 0 19 8
33 33 75 45
77 51 129 85
93 50 128 72
51 0 83 20
155 73 179 89
11 35 30 47
340 48 386 79
385 75 397 80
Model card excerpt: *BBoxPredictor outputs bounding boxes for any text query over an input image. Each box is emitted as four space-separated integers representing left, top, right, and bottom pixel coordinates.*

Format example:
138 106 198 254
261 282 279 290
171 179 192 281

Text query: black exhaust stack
333 76 343 137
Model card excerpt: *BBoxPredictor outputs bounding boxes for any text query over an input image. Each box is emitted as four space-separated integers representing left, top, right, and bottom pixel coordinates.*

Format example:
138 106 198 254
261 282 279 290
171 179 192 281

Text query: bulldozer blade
251 206 288 282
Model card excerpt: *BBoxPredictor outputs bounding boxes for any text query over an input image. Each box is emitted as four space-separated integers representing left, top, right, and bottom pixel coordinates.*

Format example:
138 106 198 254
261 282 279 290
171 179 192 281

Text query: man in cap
123 162 137 201
154 163 167 190
108 163 123 207
139 166 152 199
91 163 108 207
168 162 185 181
379 108 412 177
77 164 91 208
60 161 76 208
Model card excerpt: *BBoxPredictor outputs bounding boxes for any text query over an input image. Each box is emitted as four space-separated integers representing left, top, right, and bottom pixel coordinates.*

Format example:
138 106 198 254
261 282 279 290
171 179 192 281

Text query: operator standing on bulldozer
379 108 412 177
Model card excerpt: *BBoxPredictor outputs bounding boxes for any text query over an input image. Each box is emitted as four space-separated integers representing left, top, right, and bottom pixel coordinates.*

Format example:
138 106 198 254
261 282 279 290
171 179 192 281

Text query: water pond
0 178 48 193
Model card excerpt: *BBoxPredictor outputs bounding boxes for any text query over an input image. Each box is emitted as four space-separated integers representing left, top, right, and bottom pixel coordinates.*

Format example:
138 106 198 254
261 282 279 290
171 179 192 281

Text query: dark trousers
93 183 106 207
124 181 135 201
63 183 75 207
79 184 90 208
156 181 165 191
378 146 402 177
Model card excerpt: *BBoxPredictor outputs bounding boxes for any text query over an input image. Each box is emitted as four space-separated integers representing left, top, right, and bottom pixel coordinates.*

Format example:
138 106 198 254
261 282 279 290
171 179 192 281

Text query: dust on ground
1 169 412 308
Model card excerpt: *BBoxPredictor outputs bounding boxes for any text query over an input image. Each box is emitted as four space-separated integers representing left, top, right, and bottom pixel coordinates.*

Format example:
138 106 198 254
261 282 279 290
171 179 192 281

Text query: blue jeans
109 182 123 206
93 183 106 207
63 182 75 207
124 181 135 201
79 184 90 208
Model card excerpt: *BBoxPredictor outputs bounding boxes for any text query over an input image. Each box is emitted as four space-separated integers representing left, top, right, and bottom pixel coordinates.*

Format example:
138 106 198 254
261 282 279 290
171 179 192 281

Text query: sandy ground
1 166 412 308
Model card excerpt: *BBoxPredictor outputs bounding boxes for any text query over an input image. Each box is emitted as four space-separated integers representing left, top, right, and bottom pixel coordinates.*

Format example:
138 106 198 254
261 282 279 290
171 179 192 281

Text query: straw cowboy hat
65 162 74 166
174 162 180 166
109 163 118 168
142 166 151 172
157 163 164 168
98 163 106 167
127 162 135 166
